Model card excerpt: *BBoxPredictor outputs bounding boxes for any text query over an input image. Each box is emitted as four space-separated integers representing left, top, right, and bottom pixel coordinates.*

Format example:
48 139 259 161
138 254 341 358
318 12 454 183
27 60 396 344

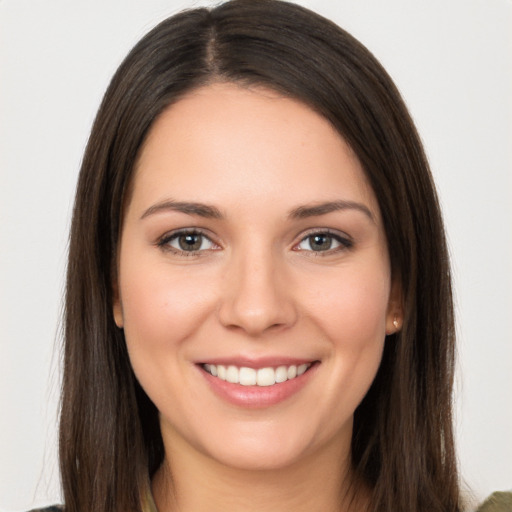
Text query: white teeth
203 362 312 386
239 367 257 386
257 367 275 386
226 365 239 384
275 366 288 383
297 363 308 376
217 365 226 380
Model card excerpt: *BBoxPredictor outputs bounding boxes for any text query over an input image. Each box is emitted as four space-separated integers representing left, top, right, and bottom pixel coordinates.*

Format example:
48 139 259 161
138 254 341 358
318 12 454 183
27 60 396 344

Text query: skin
113 83 402 512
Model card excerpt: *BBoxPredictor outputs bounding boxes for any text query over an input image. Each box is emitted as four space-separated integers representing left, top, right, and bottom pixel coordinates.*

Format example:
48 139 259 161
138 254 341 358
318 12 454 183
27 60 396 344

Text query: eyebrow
288 200 375 222
140 200 223 220
140 199 374 222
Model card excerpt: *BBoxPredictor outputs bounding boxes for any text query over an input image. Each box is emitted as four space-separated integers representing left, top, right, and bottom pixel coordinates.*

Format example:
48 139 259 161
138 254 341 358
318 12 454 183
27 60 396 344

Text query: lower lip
199 363 319 408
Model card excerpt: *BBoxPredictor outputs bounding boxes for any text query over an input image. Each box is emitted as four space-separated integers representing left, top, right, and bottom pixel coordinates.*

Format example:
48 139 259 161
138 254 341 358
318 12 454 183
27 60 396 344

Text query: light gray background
1 0 511 510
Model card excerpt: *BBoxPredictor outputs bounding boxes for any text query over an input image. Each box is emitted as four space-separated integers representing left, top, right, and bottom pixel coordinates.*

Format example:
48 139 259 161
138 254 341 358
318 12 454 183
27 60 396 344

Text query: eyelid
292 228 353 253
156 228 221 255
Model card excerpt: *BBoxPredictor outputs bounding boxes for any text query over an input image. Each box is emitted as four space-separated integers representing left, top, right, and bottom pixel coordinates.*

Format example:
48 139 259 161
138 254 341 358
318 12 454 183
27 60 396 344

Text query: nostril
217 262 298 334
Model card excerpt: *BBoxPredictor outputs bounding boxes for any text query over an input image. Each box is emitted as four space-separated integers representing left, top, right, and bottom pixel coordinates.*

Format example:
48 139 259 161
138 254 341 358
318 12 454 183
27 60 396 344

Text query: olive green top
476 491 512 512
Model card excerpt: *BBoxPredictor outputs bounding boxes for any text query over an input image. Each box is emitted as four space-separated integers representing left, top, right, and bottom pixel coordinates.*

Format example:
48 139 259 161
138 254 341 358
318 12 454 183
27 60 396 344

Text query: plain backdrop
1 0 511 510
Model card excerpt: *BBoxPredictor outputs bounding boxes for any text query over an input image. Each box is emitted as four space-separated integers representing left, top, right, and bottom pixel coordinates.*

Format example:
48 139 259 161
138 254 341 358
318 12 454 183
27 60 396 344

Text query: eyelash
156 229 218 256
156 228 353 256
293 229 353 255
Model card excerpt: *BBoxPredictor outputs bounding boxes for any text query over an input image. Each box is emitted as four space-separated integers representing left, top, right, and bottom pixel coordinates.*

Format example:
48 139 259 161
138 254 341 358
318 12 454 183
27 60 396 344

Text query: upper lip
197 356 317 369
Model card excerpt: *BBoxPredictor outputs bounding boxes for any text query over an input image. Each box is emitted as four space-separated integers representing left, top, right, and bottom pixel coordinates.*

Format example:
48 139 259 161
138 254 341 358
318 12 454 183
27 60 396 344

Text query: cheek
303 259 390 397
309 263 391 342
118 259 221 423
317 276 389 428
118 257 216 364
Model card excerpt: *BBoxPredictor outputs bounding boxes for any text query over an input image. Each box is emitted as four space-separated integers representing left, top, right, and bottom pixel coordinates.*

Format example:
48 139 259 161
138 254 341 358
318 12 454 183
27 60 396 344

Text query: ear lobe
113 299 124 328
386 313 402 335
385 277 403 335
112 281 124 328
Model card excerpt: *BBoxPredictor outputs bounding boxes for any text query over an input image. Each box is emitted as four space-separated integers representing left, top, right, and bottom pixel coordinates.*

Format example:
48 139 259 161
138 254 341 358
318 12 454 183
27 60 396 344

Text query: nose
217 248 298 336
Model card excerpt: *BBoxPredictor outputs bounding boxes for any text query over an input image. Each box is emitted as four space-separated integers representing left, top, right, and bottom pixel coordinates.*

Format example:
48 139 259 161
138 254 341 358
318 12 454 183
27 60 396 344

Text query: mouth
198 360 319 408
202 362 312 387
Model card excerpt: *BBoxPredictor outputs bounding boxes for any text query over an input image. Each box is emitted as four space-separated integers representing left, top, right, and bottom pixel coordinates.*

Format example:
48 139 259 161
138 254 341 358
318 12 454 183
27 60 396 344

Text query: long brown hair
61 1 460 511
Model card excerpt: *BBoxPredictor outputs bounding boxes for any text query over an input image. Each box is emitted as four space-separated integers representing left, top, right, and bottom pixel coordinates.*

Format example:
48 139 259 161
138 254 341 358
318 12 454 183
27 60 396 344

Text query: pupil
179 234 201 251
311 234 331 251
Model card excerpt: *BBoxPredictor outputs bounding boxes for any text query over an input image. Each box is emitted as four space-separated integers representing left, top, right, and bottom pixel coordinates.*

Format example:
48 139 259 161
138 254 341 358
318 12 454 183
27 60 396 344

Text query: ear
385 276 403 335
112 280 124 329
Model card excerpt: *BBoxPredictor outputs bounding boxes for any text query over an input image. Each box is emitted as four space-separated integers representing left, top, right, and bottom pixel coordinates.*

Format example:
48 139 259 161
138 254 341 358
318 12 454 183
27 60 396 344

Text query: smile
202 363 312 387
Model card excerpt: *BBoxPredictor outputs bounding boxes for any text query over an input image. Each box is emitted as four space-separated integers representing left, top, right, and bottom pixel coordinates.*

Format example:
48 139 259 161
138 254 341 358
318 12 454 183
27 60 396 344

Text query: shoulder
476 491 512 512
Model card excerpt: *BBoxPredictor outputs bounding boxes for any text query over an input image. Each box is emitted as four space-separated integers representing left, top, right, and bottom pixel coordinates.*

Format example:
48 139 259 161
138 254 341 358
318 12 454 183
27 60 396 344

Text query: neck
151 432 367 512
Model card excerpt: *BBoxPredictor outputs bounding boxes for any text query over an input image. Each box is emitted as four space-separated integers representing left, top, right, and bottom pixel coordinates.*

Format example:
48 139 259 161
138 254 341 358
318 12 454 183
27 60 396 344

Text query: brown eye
178 233 204 251
159 231 216 253
308 234 333 251
295 231 352 253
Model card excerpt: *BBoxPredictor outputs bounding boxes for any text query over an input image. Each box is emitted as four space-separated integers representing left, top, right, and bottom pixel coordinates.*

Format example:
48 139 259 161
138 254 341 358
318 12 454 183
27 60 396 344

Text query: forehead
129 82 379 218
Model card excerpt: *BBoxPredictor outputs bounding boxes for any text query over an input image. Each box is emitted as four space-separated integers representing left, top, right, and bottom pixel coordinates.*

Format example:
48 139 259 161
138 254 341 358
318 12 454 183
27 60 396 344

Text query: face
114 83 401 472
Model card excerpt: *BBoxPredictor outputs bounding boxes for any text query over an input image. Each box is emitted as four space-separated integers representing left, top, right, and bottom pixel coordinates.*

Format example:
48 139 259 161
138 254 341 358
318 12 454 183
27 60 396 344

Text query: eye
295 231 352 253
158 230 217 254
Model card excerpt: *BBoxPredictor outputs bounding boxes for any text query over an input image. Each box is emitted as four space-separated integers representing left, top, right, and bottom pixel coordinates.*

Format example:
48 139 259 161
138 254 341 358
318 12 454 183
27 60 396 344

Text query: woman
31 0 466 510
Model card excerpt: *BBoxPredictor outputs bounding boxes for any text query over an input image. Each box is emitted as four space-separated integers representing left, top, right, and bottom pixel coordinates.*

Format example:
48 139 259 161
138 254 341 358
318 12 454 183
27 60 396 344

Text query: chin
210 441 308 471
183 413 352 473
